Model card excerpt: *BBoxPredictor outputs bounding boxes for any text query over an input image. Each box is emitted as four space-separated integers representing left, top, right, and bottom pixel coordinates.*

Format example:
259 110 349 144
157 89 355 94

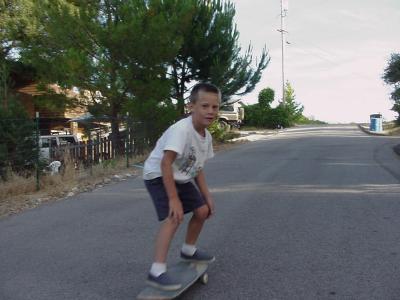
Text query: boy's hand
169 198 184 224
195 170 215 218
205 196 215 218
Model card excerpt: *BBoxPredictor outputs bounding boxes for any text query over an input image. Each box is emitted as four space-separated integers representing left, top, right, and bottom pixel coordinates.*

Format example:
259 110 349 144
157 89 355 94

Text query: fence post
89 139 93 176
126 112 129 168
35 112 40 191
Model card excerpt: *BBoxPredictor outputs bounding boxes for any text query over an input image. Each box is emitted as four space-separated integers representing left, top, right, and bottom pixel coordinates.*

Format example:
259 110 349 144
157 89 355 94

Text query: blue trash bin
369 114 382 132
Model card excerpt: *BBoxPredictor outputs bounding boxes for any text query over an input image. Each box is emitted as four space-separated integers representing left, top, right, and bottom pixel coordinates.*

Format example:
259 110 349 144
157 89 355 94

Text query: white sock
181 243 197 256
150 262 167 277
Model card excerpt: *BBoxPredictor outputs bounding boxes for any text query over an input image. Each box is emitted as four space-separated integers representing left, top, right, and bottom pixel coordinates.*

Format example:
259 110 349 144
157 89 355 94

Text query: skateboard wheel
200 273 208 285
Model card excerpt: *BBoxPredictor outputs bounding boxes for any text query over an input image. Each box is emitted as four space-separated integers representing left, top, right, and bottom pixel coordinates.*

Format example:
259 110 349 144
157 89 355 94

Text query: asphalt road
1 125 400 300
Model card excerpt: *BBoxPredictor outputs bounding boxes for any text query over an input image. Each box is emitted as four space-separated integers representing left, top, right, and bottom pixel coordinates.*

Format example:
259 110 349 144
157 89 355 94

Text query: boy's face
190 90 220 129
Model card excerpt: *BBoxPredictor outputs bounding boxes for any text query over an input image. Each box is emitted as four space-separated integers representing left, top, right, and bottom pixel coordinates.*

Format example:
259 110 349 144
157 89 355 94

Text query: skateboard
137 261 209 300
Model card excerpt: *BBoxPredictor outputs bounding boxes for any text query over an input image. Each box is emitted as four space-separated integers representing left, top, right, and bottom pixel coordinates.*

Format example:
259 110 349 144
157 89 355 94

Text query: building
14 80 87 136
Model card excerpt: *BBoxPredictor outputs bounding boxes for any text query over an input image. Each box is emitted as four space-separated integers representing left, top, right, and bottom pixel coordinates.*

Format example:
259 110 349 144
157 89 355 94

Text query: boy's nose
208 107 217 114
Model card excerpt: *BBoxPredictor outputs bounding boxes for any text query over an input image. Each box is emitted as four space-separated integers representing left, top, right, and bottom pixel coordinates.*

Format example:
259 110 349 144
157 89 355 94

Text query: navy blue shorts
144 177 206 221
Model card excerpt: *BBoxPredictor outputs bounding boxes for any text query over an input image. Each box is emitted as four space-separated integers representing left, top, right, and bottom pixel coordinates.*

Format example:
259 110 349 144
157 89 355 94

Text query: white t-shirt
143 116 214 183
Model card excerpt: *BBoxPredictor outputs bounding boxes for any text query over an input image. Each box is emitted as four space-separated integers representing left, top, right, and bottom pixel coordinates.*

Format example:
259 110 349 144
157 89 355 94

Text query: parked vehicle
39 134 79 162
218 102 244 129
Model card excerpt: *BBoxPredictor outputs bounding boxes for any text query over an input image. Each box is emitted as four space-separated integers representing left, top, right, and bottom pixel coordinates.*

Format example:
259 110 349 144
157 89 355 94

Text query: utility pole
278 0 288 104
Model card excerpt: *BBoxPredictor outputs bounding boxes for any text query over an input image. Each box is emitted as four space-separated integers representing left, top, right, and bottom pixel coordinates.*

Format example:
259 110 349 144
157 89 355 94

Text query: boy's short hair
189 82 221 103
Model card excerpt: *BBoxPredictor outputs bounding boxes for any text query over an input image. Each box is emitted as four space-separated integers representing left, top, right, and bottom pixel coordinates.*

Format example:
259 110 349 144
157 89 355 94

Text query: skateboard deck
137 261 209 300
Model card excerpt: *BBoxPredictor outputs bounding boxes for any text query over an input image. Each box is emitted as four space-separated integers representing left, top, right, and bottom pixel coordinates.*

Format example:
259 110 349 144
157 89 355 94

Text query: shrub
208 120 226 142
208 120 239 142
0 97 37 181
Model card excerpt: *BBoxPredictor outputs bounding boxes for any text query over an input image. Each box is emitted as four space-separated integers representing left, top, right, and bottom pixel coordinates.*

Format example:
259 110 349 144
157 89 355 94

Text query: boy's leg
144 177 179 264
184 204 209 245
145 178 182 290
147 217 182 291
154 217 180 263
180 204 215 263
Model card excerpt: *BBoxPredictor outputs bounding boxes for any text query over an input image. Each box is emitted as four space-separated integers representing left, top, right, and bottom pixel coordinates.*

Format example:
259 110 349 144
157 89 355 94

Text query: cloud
337 9 374 23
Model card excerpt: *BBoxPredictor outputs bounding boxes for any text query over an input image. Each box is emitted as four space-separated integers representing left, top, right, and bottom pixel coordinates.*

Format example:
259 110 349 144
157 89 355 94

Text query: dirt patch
0 155 144 219
212 139 248 152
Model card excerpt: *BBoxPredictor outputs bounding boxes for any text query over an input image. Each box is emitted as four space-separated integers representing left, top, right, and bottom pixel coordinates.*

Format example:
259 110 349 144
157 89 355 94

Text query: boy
143 82 220 290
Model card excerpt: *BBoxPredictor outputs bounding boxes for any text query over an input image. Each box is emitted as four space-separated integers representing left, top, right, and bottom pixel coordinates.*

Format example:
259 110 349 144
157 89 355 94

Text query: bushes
243 104 286 128
244 83 306 129
0 97 37 181
208 120 225 141
208 120 239 142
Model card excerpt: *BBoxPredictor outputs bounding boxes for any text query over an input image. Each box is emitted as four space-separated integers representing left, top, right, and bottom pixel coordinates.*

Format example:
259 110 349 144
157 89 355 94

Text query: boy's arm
161 150 184 224
195 169 215 218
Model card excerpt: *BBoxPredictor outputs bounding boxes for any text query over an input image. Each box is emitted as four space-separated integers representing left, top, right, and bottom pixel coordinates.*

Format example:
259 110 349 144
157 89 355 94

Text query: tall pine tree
0 0 38 179
170 0 270 115
22 0 184 151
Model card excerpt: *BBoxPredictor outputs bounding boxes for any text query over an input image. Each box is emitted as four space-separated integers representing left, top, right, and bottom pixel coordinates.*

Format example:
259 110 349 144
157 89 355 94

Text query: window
40 138 50 148
50 138 57 147
221 105 234 112
59 137 76 145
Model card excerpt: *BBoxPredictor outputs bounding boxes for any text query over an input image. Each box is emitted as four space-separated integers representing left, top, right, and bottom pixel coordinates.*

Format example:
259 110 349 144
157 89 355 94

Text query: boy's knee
194 205 209 220
164 217 181 229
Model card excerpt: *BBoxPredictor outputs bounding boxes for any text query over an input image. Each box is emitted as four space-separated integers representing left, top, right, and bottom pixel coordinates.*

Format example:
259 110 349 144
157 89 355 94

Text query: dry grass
0 154 147 218
383 121 400 135
383 121 397 130
0 174 46 217
1 173 37 198
387 127 400 136
0 138 243 219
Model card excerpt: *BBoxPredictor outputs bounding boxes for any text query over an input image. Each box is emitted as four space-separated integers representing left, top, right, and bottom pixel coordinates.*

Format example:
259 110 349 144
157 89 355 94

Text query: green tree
258 87 274 109
0 65 36 180
0 1 39 178
0 97 37 180
22 0 184 152
283 81 304 123
243 87 275 128
244 82 305 128
0 0 35 61
170 0 270 115
1 0 37 110
383 53 400 122
271 82 303 127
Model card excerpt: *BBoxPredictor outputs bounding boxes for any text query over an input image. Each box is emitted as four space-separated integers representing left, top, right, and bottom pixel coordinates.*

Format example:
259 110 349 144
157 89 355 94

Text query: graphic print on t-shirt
178 146 196 175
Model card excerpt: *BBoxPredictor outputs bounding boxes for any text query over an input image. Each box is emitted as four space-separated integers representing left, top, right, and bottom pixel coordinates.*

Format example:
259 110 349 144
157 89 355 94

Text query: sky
231 0 400 123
